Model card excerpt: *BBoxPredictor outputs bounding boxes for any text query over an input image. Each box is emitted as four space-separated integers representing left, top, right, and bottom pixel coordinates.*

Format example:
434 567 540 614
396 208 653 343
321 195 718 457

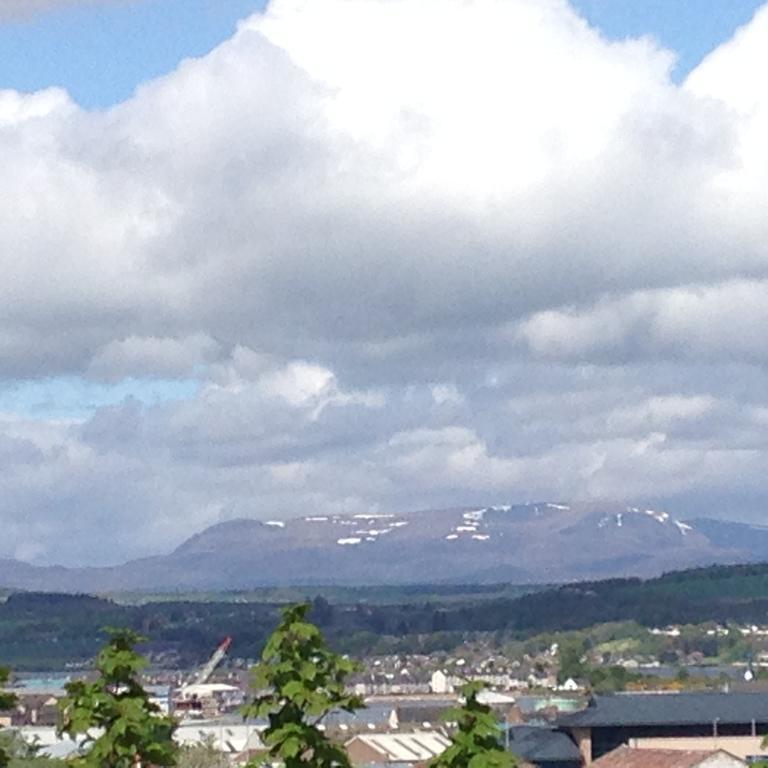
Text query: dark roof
395 706 452 725
505 726 581 763
558 692 768 728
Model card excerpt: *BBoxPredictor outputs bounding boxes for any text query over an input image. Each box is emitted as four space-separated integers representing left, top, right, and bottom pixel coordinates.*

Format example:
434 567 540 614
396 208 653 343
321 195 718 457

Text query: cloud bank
2 0 768 564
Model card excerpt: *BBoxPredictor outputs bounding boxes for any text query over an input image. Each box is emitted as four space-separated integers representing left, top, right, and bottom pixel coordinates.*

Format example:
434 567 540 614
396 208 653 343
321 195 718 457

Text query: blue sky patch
0 0 267 109
0 0 764 107
0 376 199 419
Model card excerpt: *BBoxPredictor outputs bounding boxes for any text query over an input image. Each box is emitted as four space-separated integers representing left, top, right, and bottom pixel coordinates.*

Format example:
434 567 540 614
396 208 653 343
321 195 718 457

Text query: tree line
7 562 768 668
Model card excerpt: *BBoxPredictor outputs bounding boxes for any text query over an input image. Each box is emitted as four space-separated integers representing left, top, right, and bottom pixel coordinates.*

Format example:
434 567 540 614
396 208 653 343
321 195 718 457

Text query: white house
430 670 453 694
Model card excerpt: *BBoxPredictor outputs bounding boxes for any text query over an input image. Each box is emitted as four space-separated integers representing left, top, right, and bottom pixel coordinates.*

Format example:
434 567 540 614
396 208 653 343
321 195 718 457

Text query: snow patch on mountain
353 513 394 520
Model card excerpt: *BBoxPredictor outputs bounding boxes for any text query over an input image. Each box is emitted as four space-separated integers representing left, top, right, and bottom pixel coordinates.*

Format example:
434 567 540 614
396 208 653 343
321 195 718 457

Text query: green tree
242 603 363 768
429 682 517 768
0 729 66 768
176 736 229 768
557 636 587 684
58 628 177 768
0 666 18 768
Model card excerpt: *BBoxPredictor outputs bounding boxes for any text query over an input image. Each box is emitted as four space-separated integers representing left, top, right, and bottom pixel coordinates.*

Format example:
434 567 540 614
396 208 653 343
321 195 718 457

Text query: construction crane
191 636 232 686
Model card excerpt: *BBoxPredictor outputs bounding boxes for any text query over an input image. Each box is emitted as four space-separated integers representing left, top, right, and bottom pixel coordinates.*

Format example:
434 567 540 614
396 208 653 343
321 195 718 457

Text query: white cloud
88 334 220 381
257 362 336 406
2 0 768 562
517 280 768 362
4 0 765 378
3 353 768 565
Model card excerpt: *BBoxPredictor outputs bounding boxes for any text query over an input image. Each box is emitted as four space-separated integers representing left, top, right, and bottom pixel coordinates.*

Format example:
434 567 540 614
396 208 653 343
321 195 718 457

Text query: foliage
429 682 516 768
557 636 587 684
0 667 16 711
242 603 363 768
9 760 67 768
0 731 38 761
58 628 177 768
0 666 18 768
10 562 768 668
0 732 17 768
0 729 66 768
586 665 641 693
176 736 229 768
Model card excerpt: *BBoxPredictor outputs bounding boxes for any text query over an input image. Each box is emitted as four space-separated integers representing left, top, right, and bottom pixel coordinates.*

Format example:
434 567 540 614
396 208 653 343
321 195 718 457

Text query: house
345 732 451 766
7 693 60 726
558 692 768 764
431 671 452 695
590 746 746 767
504 725 582 768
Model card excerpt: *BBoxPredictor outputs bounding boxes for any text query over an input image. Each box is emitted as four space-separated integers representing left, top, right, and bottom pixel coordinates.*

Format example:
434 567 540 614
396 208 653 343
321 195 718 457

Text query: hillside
5 562 768 668
0 502 767 592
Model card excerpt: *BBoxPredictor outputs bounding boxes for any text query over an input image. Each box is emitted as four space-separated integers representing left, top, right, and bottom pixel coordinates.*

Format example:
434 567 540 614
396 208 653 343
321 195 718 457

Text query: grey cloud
87 334 221 382
3 0 768 563
0 353 758 565
4 1 768 380
516 280 768 364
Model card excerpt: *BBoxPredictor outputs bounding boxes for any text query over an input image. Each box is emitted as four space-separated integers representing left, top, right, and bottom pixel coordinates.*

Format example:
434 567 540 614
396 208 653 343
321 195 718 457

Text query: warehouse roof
345 732 451 762
505 725 581 763
559 692 768 728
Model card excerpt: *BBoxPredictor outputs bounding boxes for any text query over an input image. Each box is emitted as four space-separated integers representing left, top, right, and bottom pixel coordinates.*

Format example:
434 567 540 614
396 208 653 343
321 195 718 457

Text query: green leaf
58 627 178 768
241 603 364 768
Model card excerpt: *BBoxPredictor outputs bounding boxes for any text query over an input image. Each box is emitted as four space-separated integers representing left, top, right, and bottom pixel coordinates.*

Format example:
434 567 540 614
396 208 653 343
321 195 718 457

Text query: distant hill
446 561 768 635
1 502 767 592
6 562 768 668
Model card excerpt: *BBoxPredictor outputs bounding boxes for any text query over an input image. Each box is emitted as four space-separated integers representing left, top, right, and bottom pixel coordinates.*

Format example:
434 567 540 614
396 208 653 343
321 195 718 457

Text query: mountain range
3 502 768 592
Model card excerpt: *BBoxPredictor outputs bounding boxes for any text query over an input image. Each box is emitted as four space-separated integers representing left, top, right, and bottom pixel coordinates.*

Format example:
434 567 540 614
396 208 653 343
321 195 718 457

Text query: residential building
431 671 452 695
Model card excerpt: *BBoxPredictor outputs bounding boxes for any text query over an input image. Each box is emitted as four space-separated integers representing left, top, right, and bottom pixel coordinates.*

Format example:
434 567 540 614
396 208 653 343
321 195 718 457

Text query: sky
2 0 768 566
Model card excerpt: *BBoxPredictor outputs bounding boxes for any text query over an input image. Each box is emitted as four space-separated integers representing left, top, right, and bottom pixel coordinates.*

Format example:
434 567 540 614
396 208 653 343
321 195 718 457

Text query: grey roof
395 705 452 725
505 726 581 763
558 692 768 728
324 703 393 728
